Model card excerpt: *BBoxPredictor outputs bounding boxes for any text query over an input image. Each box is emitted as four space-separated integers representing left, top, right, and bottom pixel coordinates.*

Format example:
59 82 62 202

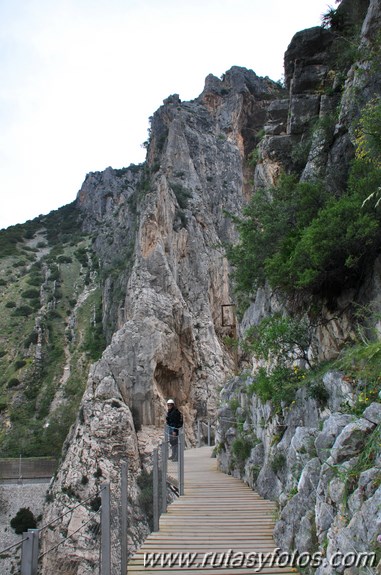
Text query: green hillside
0 203 105 457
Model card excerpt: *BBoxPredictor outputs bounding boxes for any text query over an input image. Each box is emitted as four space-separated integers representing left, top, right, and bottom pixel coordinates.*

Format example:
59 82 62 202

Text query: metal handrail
196 418 216 447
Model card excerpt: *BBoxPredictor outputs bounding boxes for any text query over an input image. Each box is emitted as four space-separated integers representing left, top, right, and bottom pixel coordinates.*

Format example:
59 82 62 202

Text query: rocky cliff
217 1 381 574
39 67 285 572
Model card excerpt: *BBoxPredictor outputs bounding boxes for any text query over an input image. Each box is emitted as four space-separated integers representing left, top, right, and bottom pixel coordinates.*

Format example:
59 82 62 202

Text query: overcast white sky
0 0 332 230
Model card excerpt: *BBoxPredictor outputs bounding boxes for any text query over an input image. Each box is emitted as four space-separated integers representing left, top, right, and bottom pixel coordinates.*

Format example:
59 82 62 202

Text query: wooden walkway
128 446 297 574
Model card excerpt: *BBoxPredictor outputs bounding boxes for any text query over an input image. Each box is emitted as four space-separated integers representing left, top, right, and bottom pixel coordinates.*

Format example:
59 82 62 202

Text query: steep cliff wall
217 1 381 573
37 0 381 572
39 68 285 572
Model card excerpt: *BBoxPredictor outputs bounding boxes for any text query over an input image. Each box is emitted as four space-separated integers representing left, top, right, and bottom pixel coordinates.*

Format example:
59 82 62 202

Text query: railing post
30 529 39 575
207 420 211 446
161 441 168 514
197 420 201 447
152 448 159 532
18 454 23 485
121 461 128 575
21 532 32 575
178 428 184 496
100 483 111 575
21 529 38 575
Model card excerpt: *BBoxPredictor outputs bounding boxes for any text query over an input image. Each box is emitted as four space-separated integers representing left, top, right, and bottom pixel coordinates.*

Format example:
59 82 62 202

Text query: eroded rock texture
40 0 381 571
40 68 284 573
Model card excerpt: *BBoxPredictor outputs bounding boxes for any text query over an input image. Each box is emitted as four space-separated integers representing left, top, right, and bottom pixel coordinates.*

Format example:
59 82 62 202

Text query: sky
0 0 333 230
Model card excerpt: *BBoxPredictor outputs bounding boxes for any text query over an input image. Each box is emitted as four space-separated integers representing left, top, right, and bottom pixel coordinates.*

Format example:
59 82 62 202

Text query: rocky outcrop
39 0 381 572
40 381 145 573
39 68 284 572
0 483 48 575
217 374 380 575
217 3 381 574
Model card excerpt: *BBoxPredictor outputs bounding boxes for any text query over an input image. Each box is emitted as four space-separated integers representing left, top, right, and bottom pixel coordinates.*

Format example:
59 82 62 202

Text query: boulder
363 402 381 425
331 419 375 463
284 27 334 90
315 413 354 461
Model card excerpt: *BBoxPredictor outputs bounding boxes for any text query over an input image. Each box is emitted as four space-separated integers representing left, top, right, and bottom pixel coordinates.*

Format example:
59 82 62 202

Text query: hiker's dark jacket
166 408 183 431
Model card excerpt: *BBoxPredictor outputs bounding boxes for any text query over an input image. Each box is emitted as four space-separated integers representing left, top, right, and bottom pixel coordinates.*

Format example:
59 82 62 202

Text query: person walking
166 399 183 461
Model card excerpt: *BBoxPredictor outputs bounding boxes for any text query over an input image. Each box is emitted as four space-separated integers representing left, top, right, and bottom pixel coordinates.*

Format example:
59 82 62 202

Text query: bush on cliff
10 507 37 534
228 100 381 301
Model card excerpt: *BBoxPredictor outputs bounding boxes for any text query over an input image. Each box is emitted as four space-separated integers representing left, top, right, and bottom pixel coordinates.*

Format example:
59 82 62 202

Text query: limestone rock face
40 67 284 572
284 27 334 91
330 418 375 463
40 386 145 574
40 0 381 570
218 370 381 575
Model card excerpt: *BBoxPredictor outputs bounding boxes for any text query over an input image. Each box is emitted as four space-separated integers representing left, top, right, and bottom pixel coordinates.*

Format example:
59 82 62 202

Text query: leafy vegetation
137 469 154 530
0 215 104 457
242 314 311 407
0 201 83 260
270 452 286 474
334 334 381 415
228 99 381 302
243 313 312 367
231 435 255 463
171 183 192 209
343 425 381 494
10 507 37 534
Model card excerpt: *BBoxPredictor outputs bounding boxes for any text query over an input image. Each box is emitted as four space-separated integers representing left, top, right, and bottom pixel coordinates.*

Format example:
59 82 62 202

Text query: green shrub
249 365 304 407
24 332 38 347
308 381 330 407
227 175 328 294
244 314 310 407
171 183 192 209
82 301 106 361
244 313 311 367
137 470 154 529
14 359 26 369
228 159 381 298
12 305 33 317
229 396 240 411
0 227 24 258
93 467 103 479
271 452 286 474
347 425 380 485
228 98 381 302
5 301 16 308
21 288 40 299
334 335 381 415
247 148 260 168
27 274 42 286
74 247 88 266
48 266 60 281
10 508 37 534
90 496 101 511
57 255 73 264
231 436 253 462
8 378 20 388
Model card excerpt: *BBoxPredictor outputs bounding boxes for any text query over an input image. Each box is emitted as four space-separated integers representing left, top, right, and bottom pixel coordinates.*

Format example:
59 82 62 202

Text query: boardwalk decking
128 446 297 574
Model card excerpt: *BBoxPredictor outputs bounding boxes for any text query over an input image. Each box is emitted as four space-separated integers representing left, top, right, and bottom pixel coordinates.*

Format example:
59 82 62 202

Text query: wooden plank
127 446 297 575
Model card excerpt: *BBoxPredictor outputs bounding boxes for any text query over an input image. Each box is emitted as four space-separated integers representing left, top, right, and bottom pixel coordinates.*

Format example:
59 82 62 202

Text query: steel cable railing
1 420 215 574
1 484 109 575
196 418 216 447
